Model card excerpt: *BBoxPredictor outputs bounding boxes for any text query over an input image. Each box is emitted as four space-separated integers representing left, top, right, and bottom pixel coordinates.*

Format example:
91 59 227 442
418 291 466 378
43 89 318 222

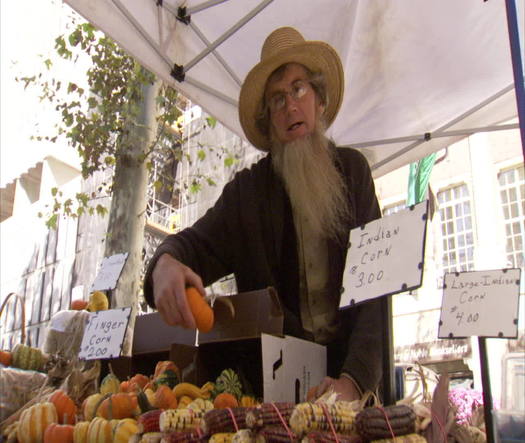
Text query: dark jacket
144 146 383 392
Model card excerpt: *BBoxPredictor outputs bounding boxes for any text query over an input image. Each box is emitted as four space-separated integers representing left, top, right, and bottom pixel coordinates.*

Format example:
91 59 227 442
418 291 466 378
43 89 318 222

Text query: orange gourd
43 423 74 443
97 393 138 419
129 373 149 391
119 380 130 393
49 390 77 424
185 286 214 332
154 385 178 410
70 299 88 310
213 392 239 409
0 350 11 367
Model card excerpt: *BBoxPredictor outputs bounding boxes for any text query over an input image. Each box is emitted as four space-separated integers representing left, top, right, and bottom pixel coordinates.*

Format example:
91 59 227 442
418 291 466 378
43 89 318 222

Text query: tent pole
189 21 242 85
183 0 274 73
505 0 525 160
346 123 519 150
187 0 230 16
381 295 396 406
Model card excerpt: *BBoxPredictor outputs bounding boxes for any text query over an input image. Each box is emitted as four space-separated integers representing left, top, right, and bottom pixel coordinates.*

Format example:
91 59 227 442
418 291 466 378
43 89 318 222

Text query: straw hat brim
239 41 344 151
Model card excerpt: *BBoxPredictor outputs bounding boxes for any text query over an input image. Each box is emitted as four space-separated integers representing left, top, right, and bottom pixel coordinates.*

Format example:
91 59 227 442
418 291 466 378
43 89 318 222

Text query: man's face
265 63 323 144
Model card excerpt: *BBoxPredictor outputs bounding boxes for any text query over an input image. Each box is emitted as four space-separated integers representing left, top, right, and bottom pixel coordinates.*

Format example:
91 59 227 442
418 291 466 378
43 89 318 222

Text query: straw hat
239 26 344 151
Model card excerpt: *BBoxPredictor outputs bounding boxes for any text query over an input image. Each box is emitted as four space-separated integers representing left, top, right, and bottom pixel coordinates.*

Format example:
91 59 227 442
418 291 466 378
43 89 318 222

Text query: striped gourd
86 417 113 443
289 401 357 436
159 408 203 432
245 402 295 429
17 402 58 443
12 344 44 372
72 421 90 443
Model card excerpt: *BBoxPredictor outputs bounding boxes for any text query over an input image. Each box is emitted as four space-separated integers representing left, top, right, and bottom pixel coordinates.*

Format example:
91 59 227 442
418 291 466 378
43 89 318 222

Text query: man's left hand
307 376 361 402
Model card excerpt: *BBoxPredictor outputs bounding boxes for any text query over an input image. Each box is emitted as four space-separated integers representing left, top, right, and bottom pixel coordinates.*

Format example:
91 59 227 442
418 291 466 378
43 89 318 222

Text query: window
498 165 524 270
437 184 475 273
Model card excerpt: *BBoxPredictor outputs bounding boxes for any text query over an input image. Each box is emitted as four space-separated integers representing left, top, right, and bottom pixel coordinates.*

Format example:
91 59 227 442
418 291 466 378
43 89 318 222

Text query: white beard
271 123 350 240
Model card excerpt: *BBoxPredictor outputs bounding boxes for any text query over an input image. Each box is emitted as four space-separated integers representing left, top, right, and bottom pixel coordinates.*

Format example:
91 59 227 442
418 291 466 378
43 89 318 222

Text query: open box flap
198 287 283 344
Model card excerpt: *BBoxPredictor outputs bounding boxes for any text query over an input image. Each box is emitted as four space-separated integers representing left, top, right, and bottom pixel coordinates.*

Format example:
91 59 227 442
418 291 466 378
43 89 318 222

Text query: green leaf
206 116 217 128
51 187 58 197
206 177 216 186
189 181 202 194
197 149 206 161
224 156 235 167
46 214 58 230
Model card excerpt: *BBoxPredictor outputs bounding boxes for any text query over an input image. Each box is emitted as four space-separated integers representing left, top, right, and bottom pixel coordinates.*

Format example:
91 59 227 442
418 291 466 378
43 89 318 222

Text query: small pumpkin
73 421 90 443
70 299 88 310
86 417 113 443
154 385 178 410
186 286 214 332
43 423 74 443
49 390 77 424
240 395 258 407
17 402 58 443
213 392 239 409
0 350 12 367
100 371 120 395
113 418 139 443
97 393 139 419
87 291 109 312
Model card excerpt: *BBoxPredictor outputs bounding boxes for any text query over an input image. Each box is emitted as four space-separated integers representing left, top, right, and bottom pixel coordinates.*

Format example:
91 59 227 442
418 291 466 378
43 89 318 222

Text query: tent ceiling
64 0 521 177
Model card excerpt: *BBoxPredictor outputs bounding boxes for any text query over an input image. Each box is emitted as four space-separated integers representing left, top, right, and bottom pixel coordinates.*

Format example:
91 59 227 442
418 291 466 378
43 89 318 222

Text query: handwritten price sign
438 269 521 338
340 201 428 308
79 308 131 360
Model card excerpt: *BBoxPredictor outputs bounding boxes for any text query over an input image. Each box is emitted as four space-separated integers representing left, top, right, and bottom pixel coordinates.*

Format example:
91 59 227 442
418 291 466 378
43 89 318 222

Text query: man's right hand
151 253 206 329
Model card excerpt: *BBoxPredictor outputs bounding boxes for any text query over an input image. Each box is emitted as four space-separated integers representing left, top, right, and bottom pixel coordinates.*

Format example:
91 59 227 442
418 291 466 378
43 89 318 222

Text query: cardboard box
169 287 326 403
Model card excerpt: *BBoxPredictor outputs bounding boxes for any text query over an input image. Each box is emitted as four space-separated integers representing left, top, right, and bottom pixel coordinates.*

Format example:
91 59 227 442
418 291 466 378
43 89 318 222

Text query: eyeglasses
267 80 310 113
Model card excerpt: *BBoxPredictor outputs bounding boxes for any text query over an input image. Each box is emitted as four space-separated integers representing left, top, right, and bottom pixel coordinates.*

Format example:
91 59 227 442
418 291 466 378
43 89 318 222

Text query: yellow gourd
113 418 139 443
86 417 113 443
17 402 58 443
73 421 89 443
82 393 104 421
87 291 109 312
100 372 120 395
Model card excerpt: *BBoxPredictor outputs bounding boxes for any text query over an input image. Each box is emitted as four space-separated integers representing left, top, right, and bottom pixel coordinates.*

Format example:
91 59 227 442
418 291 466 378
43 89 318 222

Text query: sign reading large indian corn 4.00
438 269 521 338
339 200 428 308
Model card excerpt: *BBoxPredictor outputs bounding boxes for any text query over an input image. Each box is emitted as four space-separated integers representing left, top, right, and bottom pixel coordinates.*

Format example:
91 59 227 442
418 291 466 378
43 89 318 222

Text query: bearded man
144 27 383 401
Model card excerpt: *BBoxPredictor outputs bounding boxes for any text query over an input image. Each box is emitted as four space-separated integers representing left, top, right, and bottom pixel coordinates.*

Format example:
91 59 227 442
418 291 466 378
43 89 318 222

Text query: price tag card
91 253 128 292
438 268 521 338
79 307 131 360
340 200 428 308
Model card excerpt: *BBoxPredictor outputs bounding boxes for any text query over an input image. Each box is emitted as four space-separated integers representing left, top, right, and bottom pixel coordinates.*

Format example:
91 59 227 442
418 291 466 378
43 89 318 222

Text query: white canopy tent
63 0 523 178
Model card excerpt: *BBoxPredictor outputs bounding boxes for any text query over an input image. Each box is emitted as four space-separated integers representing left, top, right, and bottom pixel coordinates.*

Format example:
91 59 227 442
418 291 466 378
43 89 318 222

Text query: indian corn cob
245 403 295 429
255 425 299 442
289 401 357 436
371 433 427 443
355 405 416 441
139 432 163 443
160 429 204 442
201 407 253 435
138 409 163 433
159 408 205 432
302 431 363 442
